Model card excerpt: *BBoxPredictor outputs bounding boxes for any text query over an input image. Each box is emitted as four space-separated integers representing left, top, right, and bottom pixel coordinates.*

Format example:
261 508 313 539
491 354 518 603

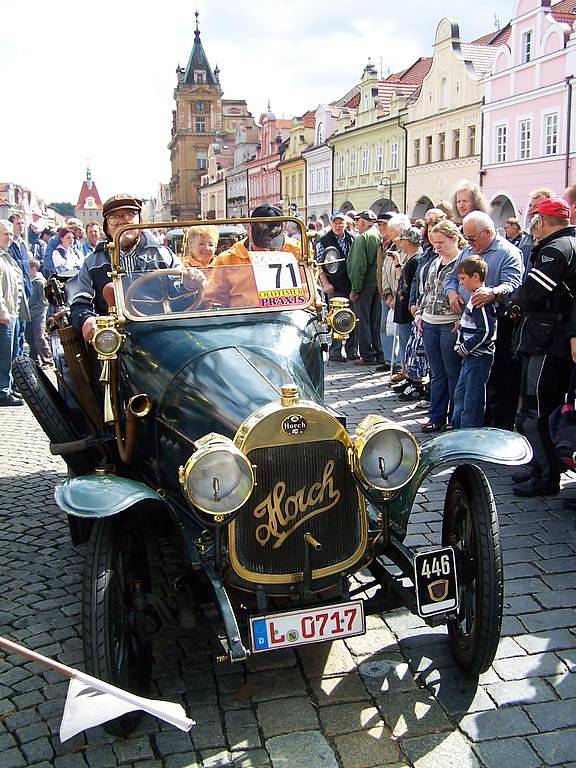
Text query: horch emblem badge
282 414 307 435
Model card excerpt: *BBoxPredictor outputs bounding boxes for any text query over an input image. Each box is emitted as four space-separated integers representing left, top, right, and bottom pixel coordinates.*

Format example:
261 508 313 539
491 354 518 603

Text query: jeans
0 317 18 397
16 318 26 357
379 298 395 364
397 322 412 369
355 286 382 362
453 354 493 428
422 321 462 424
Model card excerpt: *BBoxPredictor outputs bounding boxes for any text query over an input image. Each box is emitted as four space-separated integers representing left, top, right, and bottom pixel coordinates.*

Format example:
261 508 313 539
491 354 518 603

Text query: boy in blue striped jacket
453 256 497 428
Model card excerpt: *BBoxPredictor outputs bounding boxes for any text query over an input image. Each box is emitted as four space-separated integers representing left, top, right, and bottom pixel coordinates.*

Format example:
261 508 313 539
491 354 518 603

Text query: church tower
168 12 223 219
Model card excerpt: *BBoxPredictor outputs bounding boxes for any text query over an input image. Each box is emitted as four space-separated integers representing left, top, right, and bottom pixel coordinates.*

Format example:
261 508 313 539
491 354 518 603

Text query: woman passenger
51 228 83 275
183 225 219 269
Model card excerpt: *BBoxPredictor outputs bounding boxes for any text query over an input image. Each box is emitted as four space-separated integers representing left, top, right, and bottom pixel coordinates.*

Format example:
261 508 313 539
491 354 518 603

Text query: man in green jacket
348 210 383 365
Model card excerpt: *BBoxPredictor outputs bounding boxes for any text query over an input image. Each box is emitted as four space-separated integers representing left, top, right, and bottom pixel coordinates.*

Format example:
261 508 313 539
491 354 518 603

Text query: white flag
60 670 195 742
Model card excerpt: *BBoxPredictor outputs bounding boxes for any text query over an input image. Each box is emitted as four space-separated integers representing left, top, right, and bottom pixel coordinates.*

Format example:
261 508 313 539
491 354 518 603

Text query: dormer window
521 30 532 64
316 122 324 144
194 70 206 84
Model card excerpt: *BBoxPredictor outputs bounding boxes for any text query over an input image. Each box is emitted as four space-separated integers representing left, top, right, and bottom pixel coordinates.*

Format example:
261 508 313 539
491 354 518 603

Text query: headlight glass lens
356 423 419 491
182 441 254 515
93 328 121 355
332 308 356 335
322 246 340 274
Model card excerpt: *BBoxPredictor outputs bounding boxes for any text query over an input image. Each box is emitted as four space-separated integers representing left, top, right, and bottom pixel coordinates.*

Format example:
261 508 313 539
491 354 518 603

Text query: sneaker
398 385 424 402
328 355 347 363
513 478 560 497
0 394 24 407
391 371 406 383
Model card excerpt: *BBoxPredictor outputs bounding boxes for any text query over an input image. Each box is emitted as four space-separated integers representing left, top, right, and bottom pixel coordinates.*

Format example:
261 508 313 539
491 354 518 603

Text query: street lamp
377 176 393 209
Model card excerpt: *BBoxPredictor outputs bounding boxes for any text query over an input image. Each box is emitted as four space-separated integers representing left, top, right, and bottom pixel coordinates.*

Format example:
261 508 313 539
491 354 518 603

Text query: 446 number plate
414 547 459 617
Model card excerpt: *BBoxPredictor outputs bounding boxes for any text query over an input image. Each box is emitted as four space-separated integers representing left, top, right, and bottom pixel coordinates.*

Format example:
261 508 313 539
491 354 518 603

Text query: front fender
387 428 531 535
55 474 166 518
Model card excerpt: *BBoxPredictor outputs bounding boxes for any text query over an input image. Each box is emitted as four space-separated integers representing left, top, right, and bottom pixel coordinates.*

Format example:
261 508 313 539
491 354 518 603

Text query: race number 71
268 262 298 289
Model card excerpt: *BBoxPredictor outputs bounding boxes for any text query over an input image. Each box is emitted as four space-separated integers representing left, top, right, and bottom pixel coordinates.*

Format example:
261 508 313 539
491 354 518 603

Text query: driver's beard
120 230 139 251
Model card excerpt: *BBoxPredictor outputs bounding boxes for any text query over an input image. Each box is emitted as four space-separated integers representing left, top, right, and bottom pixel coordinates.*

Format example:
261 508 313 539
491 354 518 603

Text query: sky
1 0 510 205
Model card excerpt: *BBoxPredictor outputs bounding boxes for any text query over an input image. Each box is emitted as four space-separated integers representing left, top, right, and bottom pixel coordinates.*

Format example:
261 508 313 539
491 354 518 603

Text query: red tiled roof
76 180 102 209
471 23 512 47
551 0 576 17
376 57 433 115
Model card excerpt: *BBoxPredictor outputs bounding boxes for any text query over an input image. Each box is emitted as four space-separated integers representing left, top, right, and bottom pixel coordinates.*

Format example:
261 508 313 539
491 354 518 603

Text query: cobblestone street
1 362 575 768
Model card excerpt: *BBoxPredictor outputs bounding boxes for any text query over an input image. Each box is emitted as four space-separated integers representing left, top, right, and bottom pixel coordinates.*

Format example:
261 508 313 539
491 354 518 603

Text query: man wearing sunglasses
69 194 181 341
207 204 301 308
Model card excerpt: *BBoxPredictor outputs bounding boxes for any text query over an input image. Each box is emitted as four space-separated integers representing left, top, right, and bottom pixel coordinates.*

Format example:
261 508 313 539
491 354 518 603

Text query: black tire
442 465 503 676
11 355 93 475
82 515 153 736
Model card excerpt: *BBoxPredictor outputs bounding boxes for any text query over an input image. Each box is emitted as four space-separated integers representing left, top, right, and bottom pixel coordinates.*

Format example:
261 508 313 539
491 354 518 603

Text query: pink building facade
482 0 576 228
246 109 290 211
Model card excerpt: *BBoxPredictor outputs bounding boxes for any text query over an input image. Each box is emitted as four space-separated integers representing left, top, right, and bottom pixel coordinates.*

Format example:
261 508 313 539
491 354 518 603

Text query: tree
49 202 75 217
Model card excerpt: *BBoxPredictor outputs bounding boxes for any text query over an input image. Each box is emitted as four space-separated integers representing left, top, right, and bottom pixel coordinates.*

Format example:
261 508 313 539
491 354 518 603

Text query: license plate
414 547 459 617
250 599 365 653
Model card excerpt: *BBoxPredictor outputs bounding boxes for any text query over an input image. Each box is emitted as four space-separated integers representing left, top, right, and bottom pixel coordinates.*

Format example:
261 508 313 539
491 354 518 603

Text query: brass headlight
354 415 419 491
179 434 254 516
327 297 357 339
92 324 122 357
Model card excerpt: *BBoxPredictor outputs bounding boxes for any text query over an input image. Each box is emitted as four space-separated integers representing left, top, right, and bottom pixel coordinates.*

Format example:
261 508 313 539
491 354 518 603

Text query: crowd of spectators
0 214 100 406
316 179 576 499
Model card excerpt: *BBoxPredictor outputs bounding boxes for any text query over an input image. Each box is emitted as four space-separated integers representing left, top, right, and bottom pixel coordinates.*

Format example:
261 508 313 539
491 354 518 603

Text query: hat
41 227 56 238
251 204 282 218
102 194 143 218
65 217 84 229
396 226 422 246
377 212 393 222
355 210 377 222
330 211 347 221
538 198 571 219
31 207 43 217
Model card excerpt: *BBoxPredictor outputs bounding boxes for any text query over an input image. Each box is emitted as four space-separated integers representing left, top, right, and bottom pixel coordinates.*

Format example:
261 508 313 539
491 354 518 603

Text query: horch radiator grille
232 441 362 576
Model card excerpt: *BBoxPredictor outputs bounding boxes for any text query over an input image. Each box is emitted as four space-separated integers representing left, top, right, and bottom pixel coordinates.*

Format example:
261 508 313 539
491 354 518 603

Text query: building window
375 144 384 172
361 147 369 174
350 151 357 176
196 101 205 112
414 139 420 165
544 113 559 155
468 125 476 156
317 169 323 192
309 170 315 194
389 142 398 170
518 118 531 159
193 70 206 84
316 122 324 144
521 30 532 64
196 150 207 170
438 132 446 161
324 168 329 190
425 135 432 163
453 129 460 158
495 124 507 163
440 77 448 109
337 153 345 179
195 116 206 132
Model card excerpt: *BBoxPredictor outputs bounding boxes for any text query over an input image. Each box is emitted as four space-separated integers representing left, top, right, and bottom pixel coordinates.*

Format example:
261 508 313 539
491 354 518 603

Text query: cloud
0 0 507 203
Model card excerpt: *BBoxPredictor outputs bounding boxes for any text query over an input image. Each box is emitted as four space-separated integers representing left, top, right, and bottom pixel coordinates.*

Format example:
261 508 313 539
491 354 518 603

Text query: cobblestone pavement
1 361 575 768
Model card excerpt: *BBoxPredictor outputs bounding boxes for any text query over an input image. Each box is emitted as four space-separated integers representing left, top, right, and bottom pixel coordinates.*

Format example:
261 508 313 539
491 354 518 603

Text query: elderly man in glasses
445 211 523 430
69 194 184 342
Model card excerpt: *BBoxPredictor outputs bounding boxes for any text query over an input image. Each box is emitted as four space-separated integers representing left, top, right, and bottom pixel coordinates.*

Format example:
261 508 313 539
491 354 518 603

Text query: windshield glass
110 220 317 321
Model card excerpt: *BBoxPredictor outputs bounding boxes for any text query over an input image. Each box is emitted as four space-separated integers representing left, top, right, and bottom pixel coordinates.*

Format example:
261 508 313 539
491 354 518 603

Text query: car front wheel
82 515 153 736
442 465 503 676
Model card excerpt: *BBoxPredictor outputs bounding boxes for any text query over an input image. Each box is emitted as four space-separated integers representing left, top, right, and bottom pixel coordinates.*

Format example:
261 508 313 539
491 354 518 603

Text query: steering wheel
124 268 205 316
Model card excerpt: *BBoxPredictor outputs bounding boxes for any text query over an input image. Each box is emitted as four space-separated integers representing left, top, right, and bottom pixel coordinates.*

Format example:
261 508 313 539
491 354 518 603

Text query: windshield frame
108 216 318 323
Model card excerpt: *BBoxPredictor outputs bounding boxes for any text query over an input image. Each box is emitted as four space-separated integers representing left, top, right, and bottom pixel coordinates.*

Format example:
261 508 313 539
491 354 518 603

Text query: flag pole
0 635 76 679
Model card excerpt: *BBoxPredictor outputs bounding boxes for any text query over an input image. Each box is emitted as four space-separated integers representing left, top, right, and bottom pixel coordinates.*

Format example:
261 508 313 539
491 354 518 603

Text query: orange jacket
206 237 302 308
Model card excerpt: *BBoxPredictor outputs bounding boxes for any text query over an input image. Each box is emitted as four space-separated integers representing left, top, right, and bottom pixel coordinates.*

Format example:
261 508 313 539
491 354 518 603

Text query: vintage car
14 217 531 735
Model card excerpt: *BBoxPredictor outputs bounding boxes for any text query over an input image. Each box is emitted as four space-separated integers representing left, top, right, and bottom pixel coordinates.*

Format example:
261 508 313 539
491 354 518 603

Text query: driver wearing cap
70 194 184 341
207 204 302 308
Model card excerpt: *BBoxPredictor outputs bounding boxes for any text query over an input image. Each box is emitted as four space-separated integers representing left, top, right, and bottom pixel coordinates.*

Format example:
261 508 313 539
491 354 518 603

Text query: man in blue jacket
445 211 523 430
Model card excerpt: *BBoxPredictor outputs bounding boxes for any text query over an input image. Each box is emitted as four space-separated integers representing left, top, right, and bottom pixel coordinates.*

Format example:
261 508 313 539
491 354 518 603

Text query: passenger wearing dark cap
347 209 383 365
509 197 576 497
207 204 302 308
69 194 181 341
